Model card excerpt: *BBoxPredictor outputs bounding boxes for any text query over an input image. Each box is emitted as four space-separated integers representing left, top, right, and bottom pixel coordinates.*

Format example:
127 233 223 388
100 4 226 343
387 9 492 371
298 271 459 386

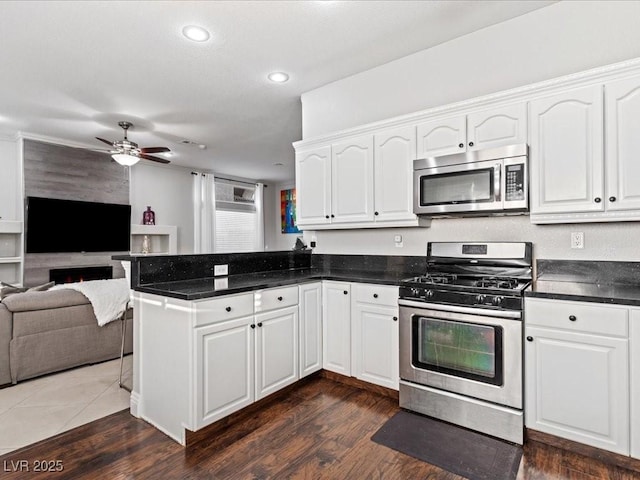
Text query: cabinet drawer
255 285 299 313
194 293 254 326
525 298 628 337
354 283 399 307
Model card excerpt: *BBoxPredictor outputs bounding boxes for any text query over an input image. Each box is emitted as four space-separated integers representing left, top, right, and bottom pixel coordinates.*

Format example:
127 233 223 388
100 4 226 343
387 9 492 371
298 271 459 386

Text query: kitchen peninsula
115 250 424 445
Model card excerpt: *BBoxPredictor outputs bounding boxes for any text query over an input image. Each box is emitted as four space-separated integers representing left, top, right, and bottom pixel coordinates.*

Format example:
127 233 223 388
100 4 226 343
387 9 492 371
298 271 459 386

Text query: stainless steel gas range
398 242 532 444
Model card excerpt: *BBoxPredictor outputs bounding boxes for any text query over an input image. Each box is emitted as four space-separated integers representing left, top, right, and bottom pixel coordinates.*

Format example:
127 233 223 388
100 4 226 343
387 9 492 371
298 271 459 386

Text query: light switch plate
214 264 229 276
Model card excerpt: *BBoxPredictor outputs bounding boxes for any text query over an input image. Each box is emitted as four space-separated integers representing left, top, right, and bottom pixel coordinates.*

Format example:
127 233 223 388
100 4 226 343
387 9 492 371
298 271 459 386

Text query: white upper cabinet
373 126 417 222
466 103 527 151
331 136 375 223
417 115 466 158
295 146 331 225
605 75 640 212
529 85 604 216
416 103 527 158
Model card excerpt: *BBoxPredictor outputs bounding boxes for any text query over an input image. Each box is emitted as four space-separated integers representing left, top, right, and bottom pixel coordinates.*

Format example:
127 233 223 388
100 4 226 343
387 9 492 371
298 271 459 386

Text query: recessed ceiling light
162 152 174 158
182 25 210 42
268 72 290 83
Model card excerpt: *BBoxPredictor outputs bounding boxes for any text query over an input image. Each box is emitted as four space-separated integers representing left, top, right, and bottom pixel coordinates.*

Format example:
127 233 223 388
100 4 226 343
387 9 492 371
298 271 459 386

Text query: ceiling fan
96 121 171 166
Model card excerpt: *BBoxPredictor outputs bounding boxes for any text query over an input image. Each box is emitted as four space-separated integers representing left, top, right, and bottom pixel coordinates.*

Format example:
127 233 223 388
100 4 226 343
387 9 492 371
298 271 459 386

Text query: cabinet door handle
250 324 256 329
257 322 263 327
392 316 398 322
594 197 602 203
373 293 378 298
569 315 577 321
526 336 533 342
609 196 617 202
468 141 474 147
343 290 348 295
458 143 464 148
225 306 232 312
277 296 283 301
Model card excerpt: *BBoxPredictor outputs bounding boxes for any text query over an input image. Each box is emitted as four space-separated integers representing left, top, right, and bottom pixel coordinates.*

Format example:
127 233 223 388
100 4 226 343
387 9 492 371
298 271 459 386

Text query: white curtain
192 172 216 253
255 183 265 251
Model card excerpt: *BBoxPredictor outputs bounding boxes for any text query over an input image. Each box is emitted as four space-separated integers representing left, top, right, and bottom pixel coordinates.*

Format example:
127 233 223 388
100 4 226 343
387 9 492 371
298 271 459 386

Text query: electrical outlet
571 232 584 249
214 264 228 276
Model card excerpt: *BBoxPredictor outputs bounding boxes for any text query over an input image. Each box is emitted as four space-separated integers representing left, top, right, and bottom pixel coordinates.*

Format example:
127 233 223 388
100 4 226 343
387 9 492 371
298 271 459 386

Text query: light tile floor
0 355 132 456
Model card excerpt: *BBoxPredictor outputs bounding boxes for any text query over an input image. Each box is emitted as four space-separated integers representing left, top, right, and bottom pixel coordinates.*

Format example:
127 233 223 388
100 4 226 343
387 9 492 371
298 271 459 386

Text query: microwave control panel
505 163 525 202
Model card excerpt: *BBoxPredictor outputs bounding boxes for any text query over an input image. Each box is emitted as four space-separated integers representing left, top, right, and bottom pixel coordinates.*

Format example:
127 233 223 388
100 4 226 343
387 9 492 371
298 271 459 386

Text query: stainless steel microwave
413 144 528 216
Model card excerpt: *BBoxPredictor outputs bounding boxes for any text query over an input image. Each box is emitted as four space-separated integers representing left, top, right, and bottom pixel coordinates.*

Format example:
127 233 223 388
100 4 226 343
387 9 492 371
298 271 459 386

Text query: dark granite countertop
134 267 411 300
526 279 640 306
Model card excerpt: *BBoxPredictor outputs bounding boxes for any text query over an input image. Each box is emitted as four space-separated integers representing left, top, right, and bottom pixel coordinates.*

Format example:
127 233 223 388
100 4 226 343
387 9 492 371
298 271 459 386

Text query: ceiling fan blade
140 146 170 154
95 137 114 147
139 153 170 164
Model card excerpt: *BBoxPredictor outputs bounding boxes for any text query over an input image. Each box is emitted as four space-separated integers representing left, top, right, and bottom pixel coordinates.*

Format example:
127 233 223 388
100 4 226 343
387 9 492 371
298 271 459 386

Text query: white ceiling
0 0 555 182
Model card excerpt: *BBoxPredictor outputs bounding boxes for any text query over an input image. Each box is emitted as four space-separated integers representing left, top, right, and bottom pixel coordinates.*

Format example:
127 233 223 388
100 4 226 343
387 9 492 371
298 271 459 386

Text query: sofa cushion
0 281 55 300
1 289 90 313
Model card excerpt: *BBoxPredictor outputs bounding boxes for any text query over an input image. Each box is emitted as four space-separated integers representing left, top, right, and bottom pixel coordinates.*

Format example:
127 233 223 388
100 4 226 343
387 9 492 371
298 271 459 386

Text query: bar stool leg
119 309 131 392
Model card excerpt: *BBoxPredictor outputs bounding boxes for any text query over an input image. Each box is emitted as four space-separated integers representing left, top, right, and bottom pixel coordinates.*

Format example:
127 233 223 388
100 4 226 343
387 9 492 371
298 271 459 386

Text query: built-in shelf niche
130 224 177 255
0 220 24 286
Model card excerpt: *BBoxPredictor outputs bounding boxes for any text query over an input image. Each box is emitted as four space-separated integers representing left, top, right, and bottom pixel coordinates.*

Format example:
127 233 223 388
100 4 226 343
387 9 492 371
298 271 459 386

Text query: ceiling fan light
112 153 139 166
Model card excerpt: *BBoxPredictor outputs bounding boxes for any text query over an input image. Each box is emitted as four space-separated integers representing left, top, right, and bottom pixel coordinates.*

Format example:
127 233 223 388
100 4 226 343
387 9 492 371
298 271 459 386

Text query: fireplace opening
49 266 113 285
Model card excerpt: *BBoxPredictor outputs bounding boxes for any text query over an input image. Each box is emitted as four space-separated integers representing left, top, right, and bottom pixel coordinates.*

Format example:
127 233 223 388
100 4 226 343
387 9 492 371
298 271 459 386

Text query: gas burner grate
475 277 520 289
411 273 458 285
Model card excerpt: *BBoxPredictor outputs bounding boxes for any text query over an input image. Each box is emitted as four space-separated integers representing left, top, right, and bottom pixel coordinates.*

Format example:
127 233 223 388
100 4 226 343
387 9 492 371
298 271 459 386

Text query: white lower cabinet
351 284 399 390
525 298 630 455
322 281 352 376
255 306 299 400
631 309 640 460
195 315 255 429
299 282 323 378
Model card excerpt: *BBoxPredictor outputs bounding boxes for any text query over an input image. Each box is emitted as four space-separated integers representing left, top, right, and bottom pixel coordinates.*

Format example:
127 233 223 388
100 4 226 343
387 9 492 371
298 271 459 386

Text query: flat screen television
26 196 131 253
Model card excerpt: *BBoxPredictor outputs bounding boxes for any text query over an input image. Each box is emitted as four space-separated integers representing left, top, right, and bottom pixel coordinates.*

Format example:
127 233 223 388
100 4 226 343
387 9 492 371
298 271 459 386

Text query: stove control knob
424 289 434 299
491 296 504 306
410 287 421 298
475 294 486 304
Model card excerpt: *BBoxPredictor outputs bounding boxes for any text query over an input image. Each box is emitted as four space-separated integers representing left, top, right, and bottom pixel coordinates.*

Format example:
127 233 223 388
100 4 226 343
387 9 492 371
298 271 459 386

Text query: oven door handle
398 298 522 319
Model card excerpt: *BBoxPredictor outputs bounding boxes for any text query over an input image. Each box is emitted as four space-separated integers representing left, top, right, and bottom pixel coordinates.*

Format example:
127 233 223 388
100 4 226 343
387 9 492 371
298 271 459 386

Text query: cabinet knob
331 214 335 218
392 316 398 322
373 293 378 298
225 306 232 312
526 336 534 342
458 143 464 148
609 196 617 202
594 197 602 203
257 322 263 327
343 290 348 295
569 315 577 321
250 324 256 329
374 211 379 216
325 215 329 219
277 296 283 301
468 141 474 147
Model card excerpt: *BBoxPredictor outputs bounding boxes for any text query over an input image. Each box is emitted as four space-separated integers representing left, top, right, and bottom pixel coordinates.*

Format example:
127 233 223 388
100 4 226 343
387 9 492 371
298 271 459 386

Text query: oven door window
412 316 504 386
420 168 494 206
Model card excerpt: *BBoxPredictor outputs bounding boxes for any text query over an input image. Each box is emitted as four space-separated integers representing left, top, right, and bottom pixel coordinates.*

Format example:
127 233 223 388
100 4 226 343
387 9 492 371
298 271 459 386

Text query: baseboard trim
319 370 399 400
526 428 640 474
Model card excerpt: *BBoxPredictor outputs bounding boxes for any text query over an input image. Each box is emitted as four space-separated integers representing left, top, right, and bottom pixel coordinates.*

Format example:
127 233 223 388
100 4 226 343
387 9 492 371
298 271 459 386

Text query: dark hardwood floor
1 377 638 479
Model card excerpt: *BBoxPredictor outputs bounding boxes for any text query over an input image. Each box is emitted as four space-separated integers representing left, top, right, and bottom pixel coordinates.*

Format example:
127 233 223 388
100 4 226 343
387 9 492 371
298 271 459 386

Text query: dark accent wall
23 139 130 286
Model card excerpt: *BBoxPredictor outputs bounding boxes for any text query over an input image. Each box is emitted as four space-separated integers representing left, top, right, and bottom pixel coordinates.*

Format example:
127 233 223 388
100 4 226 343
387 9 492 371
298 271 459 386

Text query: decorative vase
141 235 151 254
142 206 155 225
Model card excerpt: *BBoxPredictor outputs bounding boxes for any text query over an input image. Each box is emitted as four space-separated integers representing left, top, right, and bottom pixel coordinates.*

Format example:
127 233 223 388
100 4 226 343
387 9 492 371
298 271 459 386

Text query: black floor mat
371 410 522 480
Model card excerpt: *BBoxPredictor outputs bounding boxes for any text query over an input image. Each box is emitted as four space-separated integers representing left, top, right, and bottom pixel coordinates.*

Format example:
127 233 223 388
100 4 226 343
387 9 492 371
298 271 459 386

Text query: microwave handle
494 163 502 202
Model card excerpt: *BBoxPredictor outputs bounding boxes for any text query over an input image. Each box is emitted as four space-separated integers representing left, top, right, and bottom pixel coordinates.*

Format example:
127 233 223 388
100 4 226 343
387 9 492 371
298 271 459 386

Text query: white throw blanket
51 278 130 326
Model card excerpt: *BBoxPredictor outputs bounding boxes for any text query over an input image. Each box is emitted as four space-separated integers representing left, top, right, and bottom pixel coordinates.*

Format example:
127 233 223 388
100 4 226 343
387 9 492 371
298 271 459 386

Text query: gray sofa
0 289 133 386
